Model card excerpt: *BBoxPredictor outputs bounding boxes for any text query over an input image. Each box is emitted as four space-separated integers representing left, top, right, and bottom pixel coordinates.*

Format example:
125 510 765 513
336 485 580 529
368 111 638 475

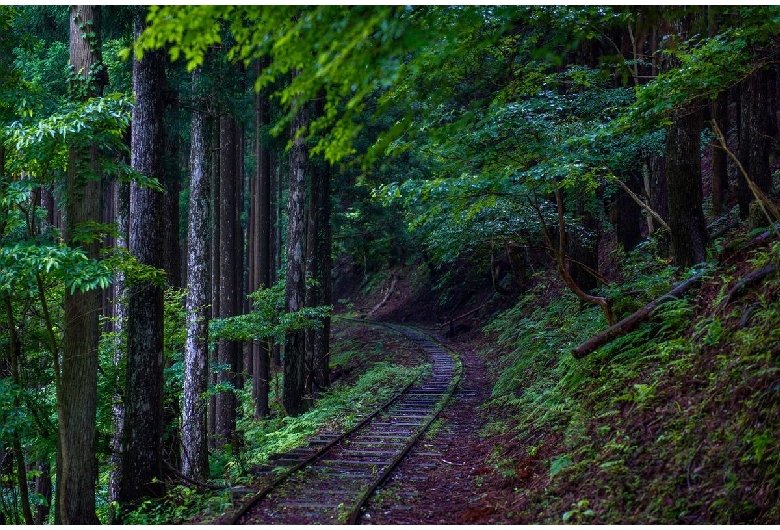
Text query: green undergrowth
482 238 780 524
238 361 427 475
125 328 426 524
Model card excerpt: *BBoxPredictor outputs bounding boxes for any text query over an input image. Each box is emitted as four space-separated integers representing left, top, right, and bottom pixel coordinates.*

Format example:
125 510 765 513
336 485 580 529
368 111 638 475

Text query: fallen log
436 292 496 330
572 274 703 359
712 264 778 317
368 274 397 315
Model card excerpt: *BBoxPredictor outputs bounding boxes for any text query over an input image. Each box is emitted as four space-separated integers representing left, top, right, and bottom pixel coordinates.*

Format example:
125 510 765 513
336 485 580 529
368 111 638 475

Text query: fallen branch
572 274 703 359
711 120 780 232
436 292 496 330
708 217 740 241
605 173 670 231
368 274 397 315
163 460 225 491
712 264 778 317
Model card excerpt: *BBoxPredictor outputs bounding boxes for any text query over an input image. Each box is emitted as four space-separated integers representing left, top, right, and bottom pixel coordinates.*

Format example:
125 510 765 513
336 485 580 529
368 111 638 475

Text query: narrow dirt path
360 333 509 524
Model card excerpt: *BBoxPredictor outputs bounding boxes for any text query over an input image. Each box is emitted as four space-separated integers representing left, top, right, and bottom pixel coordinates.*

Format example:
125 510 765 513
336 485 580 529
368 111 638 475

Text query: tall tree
305 132 332 394
738 68 773 219
253 58 272 419
215 114 240 446
58 5 105 524
708 7 729 217
181 68 210 480
283 96 309 416
666 103 709 266
663 13 709 267
118 8 166 504
209 115 220 445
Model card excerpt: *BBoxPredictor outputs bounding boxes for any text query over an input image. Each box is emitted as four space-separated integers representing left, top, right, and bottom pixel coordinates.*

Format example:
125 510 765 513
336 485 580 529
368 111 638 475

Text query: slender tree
283 95 309 416
666 104 709 266
253 58 272 418
209 115 220 445
708 8 729 217
215 114 240 446
738 68 773 219
181 68 210 480
58 5 105 524
305 129 332 395
118 8 166 504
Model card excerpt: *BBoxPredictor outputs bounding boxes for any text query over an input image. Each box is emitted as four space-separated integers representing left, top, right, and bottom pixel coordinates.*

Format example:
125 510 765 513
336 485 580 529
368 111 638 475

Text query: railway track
228 324 460 525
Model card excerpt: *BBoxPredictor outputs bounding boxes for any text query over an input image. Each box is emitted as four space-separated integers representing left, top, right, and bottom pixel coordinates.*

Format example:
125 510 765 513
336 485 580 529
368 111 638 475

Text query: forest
1 5 779 524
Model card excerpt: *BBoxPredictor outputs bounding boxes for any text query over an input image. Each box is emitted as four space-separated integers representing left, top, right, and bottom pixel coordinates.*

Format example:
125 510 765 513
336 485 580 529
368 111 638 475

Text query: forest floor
337 270 529 524
330 222 780 525
192 224 780 525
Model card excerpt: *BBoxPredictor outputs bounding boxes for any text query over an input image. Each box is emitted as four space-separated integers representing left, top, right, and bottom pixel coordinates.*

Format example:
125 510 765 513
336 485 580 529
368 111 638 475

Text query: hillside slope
351 226 780 524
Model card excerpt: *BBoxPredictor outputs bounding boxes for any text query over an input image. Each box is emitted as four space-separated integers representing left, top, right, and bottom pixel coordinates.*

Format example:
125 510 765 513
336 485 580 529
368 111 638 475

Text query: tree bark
738 69 773 219
711 95 730 217
119 9 166 504
208 116 220 446
108 176 129 520
215 114 240 447
284 98 309 416
666 105 709 267
58 6 104 524
308 98 332 393
567 195 600 294
550 183 614 326
181 68 210 481
254 59 272 419
612 172 643 252
645 154 668 237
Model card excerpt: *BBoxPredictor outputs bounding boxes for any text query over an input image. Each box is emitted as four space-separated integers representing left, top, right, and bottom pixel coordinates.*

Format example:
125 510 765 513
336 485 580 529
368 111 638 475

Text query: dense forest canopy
1 4 779 524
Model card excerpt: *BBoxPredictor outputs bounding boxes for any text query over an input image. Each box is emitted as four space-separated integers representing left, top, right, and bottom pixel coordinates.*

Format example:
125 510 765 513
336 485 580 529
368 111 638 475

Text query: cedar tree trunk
119 11 166 503
58 5 105 524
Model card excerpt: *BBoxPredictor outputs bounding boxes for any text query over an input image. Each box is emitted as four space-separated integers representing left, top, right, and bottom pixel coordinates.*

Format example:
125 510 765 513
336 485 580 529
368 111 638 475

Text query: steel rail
227 322 460 525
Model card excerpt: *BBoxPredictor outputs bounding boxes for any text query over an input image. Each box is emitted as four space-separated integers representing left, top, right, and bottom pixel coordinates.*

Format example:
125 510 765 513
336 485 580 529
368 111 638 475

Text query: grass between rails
479 237 780 524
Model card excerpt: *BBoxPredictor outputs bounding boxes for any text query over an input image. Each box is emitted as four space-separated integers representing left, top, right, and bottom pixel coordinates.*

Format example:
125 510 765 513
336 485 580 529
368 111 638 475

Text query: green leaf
550 455 573 477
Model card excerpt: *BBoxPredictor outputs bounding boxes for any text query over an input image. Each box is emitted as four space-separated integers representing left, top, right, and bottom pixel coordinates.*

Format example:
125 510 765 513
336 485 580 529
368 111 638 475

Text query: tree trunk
612 172 643 252
215 114 239 447
272 155 283 367
254 60 272 419
33 461 52 525
108 177 129 520
283 99 309 416
58 6 104 523
305 153 332 395
572 273 703 358
163 128 182 289
708 6 729 217
711 91 730 216
738 69 773 219
208 116 220 446
567 195 600 295
182 69 210 481
666 105 709 267
119 10 166 504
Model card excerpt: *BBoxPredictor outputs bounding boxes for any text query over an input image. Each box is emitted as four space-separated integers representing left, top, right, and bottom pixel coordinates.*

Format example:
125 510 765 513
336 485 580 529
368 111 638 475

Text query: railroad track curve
228 323 461 525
